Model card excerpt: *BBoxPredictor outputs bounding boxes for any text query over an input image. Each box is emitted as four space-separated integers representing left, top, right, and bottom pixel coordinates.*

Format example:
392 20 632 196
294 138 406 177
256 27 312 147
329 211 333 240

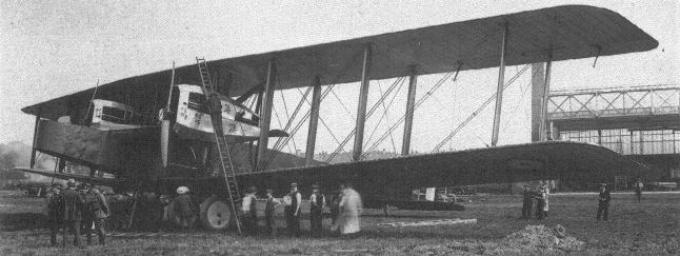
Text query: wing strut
196 57 243 235
491 22 509 147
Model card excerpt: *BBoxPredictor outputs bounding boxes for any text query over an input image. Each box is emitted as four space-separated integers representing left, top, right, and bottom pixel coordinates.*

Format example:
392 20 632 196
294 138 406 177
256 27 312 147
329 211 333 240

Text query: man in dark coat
596 183 611 221
263 188 280 235
46 183 63 246
61 179 84 247
174 186 197 231
309 183 326 236
520 185 533 219
284 182 302 236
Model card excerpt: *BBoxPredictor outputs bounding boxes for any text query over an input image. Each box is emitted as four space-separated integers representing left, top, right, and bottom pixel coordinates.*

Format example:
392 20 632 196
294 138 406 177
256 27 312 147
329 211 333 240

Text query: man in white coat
337 183 362 235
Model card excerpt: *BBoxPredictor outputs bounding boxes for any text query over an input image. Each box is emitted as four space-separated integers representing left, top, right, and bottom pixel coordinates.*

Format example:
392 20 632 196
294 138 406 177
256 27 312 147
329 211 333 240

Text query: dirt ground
1 190 678 256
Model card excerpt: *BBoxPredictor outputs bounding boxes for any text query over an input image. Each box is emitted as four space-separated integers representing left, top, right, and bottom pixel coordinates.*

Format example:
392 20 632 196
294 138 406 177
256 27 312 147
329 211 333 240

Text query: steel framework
548 84 680 120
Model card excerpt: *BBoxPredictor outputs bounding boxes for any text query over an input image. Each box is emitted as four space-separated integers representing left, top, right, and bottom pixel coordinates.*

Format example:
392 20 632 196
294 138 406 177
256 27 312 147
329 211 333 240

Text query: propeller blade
160 119 171 168
161 61 176 168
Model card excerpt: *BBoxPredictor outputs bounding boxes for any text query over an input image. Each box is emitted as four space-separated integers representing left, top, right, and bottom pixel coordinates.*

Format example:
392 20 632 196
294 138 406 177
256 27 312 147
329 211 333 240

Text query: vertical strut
30 114 40 168
256 59 277 170
305 76 322 166
538 53 553 141
401 66 418 155
491 22 508 147
353 44 372 161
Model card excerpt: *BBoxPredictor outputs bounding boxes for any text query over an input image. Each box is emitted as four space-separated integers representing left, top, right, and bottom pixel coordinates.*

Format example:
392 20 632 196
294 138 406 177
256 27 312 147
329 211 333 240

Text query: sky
1 0 678 155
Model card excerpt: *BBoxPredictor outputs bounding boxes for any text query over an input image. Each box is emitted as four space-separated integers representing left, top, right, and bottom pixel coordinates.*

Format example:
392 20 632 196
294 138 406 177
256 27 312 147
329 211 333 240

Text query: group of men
238 182 362 237
46 179 110 247
521 178 645 222
520 182 550 220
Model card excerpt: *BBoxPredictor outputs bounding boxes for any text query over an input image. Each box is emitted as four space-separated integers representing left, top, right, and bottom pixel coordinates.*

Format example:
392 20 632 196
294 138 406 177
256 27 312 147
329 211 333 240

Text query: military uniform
46 187 63 246
61 186 84 246
597 185 611 221
83 188 109 245
309 187 325 236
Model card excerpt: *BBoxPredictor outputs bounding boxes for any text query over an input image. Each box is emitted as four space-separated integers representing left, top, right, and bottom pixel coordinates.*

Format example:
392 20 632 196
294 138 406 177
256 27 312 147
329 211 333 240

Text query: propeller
160 62 176 168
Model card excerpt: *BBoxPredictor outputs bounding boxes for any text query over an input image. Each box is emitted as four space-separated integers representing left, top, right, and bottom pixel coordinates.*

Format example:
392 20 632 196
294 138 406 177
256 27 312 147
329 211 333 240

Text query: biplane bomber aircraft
16 5 656 231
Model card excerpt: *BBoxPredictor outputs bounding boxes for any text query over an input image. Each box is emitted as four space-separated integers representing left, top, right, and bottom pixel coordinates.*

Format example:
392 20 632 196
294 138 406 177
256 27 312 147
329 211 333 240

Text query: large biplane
16 5 656 231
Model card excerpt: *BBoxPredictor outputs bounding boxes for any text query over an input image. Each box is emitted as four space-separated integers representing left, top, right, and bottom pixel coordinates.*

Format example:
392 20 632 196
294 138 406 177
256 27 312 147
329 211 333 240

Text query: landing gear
200 196 233 231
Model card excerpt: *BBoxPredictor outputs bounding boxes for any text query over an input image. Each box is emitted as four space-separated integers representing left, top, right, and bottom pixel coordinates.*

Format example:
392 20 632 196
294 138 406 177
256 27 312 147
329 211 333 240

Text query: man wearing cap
284 182 302 236
61 179 84 247
46 183 63 246
241 186 258 235
174 186 197 231
596 183 611 221
82 185 109 245
309 183 326 236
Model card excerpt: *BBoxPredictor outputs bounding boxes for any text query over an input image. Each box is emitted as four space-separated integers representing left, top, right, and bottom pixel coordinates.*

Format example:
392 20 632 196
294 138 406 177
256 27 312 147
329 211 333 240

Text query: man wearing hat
596 183 611 221
241 186 258 235
61 179 84 247
46 183 64 246
309 183 326 236
284 182 302 236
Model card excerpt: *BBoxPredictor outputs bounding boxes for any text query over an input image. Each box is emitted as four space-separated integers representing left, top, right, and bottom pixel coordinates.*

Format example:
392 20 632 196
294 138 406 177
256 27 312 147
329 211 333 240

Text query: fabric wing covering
23 5 657 120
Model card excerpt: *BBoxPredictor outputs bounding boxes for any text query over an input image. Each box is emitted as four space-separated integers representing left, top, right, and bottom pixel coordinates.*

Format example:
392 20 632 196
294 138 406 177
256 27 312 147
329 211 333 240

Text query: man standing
83 185 109 245
241 186 258 235
520 185 533 219
597 183 611 221
284 182 302 236
534 184 545 220
46 183 63 246
337 183 362 236
174 186 197 231
542 184 550 218
61 179 84 247
264 188 280 235
634 177 644 203
309 183 326 236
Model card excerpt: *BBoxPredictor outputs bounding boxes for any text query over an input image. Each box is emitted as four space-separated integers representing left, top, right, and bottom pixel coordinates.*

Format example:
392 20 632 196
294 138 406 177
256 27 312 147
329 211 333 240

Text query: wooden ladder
196 57 243 234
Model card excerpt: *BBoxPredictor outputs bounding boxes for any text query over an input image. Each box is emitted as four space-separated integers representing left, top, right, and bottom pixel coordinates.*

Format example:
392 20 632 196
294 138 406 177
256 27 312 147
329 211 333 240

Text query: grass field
1 191 678 255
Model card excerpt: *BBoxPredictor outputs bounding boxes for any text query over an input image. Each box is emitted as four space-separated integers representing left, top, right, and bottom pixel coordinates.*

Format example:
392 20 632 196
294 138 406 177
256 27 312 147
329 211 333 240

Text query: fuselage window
101 107 127 123
187 93 209 113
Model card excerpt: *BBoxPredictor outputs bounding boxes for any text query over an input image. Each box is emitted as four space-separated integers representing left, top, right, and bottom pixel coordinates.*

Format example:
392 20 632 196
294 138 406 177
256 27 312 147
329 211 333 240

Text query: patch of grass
1 191 678 255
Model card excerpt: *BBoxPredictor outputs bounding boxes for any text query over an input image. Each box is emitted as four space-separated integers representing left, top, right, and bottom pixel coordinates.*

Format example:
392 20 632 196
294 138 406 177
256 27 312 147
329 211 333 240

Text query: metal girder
548 85 680 120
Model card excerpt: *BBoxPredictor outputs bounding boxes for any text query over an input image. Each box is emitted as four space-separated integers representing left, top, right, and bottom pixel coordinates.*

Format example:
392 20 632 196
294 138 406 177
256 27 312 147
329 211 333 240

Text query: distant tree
0 151 27 180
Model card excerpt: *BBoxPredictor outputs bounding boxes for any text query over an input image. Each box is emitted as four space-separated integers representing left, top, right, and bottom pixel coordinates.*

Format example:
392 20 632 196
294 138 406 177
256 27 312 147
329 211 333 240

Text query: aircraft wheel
200 196 233 231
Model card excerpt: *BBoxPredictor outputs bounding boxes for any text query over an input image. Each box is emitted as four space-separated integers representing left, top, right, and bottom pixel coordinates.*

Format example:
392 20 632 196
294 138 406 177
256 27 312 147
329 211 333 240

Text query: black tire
200 196 233 231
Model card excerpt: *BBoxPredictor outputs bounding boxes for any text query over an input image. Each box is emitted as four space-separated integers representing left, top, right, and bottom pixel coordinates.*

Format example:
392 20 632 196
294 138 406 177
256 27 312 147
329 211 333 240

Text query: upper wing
23 5 657 120
236 141 643 194
13 167 122 187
